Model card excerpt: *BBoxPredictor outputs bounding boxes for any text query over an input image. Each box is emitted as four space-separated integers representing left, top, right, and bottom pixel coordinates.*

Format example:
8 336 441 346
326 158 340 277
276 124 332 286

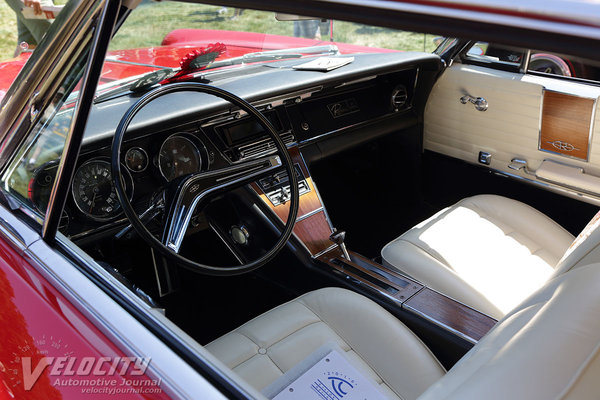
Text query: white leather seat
206 287 446 400
381 194 575 318
207 254 600 399
206 198 600 399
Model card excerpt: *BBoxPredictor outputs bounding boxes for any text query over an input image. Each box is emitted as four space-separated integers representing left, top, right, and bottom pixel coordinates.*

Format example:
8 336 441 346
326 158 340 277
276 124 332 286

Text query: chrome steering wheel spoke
162 155 282 253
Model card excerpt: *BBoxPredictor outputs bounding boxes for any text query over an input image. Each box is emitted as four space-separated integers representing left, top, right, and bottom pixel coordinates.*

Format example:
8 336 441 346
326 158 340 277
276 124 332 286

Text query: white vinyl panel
424 64 600 188
425 64 543 168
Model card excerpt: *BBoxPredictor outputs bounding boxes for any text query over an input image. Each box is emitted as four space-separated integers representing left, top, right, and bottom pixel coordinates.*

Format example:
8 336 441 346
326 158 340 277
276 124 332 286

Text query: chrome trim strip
296 207 324 222
0 205 40 250
493 167 600 206
312 244 338 259
334 75 377 89
69 217 128 240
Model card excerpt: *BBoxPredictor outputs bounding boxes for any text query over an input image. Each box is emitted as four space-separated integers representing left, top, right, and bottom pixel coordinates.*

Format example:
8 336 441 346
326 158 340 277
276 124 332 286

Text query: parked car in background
1 0 600 399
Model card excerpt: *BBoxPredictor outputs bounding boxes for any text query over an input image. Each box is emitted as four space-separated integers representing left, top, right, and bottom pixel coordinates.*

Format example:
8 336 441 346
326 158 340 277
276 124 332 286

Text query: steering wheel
111 82 299 276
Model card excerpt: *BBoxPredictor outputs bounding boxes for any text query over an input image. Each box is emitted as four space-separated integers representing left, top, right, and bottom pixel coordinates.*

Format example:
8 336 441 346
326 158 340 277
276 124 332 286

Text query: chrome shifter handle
330 229 351 260
460 94 488 111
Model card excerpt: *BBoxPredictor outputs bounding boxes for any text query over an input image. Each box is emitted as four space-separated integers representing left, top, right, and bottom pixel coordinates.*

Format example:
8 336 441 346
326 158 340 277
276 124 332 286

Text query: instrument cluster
29 132 211 232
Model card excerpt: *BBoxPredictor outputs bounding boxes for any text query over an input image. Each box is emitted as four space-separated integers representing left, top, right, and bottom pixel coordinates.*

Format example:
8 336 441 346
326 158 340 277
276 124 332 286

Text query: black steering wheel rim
111 82 299 276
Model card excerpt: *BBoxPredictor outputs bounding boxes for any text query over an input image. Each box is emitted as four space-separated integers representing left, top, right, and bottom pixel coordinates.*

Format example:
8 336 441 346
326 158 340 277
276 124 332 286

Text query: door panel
424 64 600 204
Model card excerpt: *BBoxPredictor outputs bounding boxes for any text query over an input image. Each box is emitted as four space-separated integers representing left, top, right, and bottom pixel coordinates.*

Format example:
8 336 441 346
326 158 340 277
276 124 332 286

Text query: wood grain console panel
540 91 595 160
318 248 496 343
295 211 335 255
251 146 333 256
404 288 497 343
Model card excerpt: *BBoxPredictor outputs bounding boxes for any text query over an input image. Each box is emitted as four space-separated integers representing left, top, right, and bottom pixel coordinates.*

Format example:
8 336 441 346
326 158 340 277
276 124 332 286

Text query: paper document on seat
272 349 388 400
293 57 354 71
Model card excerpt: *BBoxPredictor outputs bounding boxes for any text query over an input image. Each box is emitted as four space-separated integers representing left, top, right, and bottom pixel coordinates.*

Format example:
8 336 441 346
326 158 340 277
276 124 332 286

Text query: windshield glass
97 1 438 93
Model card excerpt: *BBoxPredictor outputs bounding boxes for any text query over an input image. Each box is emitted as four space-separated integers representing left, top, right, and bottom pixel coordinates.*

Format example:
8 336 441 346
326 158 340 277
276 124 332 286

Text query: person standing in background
294 19 331 40
5 0 54 56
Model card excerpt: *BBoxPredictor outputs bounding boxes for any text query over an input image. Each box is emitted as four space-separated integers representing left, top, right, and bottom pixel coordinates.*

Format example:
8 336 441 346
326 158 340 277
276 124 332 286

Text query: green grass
111 2 438 53
1 1 438 62
0 2 18 61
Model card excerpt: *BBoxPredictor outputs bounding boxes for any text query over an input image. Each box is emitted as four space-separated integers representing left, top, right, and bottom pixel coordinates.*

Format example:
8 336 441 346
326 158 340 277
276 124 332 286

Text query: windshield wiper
205 44 340 70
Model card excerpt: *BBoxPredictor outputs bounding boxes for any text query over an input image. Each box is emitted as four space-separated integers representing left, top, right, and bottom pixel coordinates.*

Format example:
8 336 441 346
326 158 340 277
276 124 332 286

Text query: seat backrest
553 210 600 276
417 229 600 399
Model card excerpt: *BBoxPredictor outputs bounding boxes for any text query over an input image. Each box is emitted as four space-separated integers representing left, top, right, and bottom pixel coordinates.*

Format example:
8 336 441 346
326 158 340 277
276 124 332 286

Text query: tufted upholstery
381 195 575 318
205 287 446 400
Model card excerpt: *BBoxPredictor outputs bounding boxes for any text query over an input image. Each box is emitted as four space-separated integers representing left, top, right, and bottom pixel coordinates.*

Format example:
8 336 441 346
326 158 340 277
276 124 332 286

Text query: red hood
0 29 397 102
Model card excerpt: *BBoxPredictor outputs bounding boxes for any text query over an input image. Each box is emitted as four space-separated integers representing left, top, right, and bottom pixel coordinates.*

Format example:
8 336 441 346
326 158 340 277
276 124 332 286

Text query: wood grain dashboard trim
539 90 596 161
251 146 334 256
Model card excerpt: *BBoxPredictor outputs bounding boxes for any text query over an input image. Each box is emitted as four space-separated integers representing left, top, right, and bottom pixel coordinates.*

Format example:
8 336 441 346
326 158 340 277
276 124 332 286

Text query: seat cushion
205 287 445 400
381 195 574 319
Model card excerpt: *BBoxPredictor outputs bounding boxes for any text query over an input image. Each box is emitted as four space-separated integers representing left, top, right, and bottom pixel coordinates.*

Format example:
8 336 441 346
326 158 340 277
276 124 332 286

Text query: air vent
391 85 409 111
235 132 296 161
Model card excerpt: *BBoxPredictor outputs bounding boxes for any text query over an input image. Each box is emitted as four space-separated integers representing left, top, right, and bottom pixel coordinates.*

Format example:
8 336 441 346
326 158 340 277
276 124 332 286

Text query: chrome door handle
460 94 488 111
508 158 535 175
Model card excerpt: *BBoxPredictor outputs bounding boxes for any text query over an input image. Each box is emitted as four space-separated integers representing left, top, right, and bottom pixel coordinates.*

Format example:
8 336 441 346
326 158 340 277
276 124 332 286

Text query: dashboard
28 52 442 241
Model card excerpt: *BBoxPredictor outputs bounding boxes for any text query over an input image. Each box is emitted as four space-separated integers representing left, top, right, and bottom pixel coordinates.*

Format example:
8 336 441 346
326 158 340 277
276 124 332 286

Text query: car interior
7 1 600 398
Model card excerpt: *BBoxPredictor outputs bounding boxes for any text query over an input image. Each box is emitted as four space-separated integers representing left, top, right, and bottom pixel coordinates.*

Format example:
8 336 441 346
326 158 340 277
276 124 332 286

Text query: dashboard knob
230 225 250 245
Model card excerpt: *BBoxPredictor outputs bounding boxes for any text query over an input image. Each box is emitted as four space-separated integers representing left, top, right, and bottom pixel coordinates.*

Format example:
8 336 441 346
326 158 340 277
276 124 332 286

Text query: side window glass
527 52 600 82
1 57 86 222
463 42 525 69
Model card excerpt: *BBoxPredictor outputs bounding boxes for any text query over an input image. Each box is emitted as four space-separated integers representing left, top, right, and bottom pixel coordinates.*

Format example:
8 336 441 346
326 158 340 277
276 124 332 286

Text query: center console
251 146 497 352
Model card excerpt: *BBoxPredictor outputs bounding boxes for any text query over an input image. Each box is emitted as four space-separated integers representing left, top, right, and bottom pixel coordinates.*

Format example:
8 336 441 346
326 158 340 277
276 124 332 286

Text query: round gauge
125 147 148 172
158 134 203 182
29 160 59 213
58 209 70 233
71 159 133 221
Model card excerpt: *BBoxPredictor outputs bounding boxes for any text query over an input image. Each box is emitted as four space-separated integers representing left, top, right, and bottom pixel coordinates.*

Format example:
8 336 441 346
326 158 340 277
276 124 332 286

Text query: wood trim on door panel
539 90 595 161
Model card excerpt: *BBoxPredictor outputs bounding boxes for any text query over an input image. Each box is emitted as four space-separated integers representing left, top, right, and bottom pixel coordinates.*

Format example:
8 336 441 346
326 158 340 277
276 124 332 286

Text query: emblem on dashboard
547 140 579 152
189 183 201 194
327 98 359 118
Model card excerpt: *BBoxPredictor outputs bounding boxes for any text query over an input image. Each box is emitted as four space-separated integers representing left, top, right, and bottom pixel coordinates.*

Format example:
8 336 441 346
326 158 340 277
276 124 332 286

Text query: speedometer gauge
71 159 132 221
158 134 205 182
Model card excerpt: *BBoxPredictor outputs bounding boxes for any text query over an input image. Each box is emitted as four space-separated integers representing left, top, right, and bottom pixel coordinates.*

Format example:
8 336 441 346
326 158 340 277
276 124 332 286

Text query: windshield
97 2 438 93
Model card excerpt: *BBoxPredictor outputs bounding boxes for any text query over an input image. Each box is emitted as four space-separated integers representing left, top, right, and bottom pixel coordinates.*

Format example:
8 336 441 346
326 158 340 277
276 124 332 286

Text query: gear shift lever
330 229 350 260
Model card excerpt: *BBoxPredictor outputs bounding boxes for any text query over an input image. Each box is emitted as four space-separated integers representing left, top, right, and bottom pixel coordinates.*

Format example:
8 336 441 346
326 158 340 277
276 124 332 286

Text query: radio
257 164 310 206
